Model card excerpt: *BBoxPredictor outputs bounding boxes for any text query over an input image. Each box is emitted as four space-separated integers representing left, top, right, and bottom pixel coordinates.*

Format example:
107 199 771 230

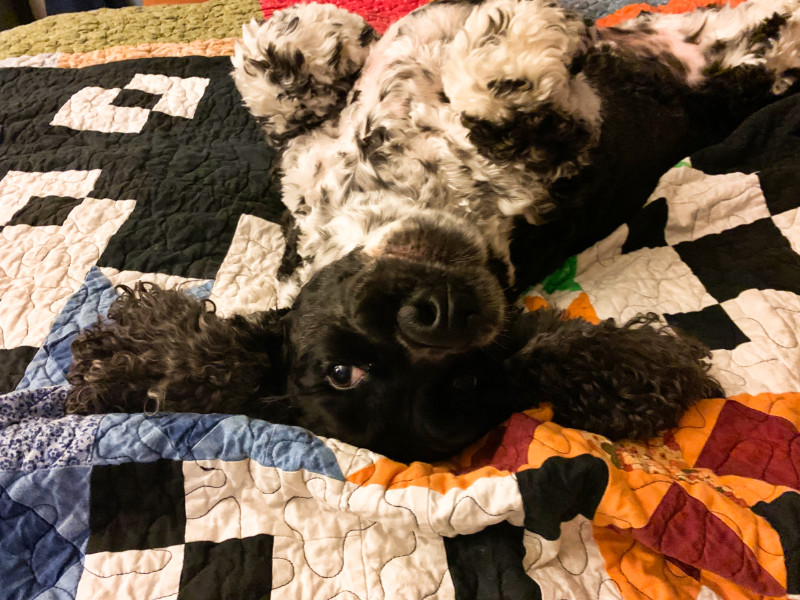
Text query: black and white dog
67 0 799 462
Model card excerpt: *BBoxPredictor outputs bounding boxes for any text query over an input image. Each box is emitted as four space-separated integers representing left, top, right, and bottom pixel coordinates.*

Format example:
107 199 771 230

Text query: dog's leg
65 284 290 421
625 0 800 92
504 309 722 440
231 3 378 144
441 0 602 220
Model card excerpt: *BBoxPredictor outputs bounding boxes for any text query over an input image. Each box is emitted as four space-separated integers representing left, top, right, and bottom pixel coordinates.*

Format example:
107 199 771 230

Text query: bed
1 0 799 598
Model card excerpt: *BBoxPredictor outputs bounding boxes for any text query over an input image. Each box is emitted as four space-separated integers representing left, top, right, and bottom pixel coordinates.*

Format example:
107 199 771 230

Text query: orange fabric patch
729 392 800 428
523 294 549 312
594 526 702 600
565 291 600 324
673 397 727 467
346 457 511 494
57 38 236 68
597 0 745 28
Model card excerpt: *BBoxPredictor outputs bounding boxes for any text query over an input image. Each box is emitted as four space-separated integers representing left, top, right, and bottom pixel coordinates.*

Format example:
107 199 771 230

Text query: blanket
1 0 800 598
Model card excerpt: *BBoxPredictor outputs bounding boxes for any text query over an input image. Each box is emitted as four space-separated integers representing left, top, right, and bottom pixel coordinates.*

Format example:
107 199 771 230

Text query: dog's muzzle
356 214 506 357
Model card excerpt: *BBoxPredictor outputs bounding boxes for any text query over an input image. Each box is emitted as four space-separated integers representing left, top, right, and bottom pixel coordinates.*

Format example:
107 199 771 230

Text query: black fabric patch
517 454 608 541
0 346 38 394
664 304 750 351
759 163 800 216
621 197 669 253
752 491 800 594
110 88 161 111
691 94 800 176
443 522 542 600
0 57 283 281
178 535 274 600
674 218 800 302
6 195 84 228
86 459 186 553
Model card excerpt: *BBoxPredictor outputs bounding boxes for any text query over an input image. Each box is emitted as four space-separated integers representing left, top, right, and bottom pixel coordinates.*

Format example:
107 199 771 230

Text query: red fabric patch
459 412 542 474
634 483 785 596
259 0 428 33
694 400 800 488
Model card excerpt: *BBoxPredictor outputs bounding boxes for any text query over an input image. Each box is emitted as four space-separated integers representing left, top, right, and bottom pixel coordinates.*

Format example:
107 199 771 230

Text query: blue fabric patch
0 467 92 550
0 386 101 472
17 267 118 391
16 268 214 391
94 413 345 480
0 483 84 600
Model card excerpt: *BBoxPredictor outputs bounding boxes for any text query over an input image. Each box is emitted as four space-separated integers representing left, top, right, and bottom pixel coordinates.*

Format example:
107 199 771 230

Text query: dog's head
278 210 515 462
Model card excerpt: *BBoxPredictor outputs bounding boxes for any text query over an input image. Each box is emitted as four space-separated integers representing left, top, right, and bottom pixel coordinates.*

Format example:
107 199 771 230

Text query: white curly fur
232 0 800 307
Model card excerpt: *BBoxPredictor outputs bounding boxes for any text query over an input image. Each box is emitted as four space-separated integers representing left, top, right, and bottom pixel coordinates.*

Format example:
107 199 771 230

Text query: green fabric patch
0 0 261 59
541 255 582 294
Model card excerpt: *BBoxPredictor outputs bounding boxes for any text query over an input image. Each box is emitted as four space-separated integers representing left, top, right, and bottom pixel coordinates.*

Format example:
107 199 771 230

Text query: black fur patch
277 211 304 280
463 105 592 175
359 24 378 46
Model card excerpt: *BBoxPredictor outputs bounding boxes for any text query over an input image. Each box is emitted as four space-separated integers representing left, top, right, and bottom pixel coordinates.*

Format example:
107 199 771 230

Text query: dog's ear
65 284 293 423
227 307 292 405
504 309 722 440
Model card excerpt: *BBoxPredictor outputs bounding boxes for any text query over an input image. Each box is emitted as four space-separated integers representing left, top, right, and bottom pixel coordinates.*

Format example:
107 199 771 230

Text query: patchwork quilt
1 0 800 598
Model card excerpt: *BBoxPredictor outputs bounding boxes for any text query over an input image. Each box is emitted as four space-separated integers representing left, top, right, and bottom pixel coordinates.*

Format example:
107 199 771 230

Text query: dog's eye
327 365 368 390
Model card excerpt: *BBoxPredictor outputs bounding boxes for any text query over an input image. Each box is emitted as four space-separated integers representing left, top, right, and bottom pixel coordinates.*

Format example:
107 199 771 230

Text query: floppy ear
65 283 292 423
504 308 722 440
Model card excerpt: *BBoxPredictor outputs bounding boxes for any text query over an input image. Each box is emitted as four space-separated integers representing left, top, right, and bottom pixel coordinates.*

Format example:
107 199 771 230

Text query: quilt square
75 544 185 600
674 218 800 303
87 459 186 553
663 304 750 351
178 535 274 600
111 88 162 111
0 346 37 393
759 163 800 216
5 195 85 228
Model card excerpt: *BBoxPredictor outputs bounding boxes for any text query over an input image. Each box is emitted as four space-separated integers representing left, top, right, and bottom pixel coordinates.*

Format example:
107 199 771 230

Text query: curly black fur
67 281 721 461
505 311 723 440
66 284 290 422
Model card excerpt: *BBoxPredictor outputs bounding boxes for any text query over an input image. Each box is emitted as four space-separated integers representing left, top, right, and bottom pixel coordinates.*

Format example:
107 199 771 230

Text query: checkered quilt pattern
2 0 800 598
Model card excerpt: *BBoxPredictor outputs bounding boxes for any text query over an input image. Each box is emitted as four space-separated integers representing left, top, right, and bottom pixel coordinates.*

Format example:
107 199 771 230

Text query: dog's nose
397 284 480 348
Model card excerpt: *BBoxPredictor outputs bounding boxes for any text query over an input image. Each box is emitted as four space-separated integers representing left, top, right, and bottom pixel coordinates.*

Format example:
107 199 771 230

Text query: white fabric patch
0 169 102 226
0 53 61 68
773 206 800 255
75 545 184 600
183 459 356 544
208 214 285 317
574 246 717 321
653 167 770 245
350 473 524 537
0 197 135 348
51 86 151 134
697 585 726 600
51 74 210 133
713 288 800 394
524 517 620 600
125 73 210 119
575 224 628 277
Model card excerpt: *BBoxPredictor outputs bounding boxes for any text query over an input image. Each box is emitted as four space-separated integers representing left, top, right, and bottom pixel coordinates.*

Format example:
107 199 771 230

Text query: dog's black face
281 221 514 462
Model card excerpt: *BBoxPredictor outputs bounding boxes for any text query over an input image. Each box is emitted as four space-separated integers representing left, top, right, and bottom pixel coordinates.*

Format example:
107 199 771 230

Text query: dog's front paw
504 310 723 440
232 3 378 144
442 0 601 181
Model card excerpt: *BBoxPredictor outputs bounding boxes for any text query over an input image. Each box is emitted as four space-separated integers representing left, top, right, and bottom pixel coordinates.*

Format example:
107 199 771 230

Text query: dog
66 0 799 462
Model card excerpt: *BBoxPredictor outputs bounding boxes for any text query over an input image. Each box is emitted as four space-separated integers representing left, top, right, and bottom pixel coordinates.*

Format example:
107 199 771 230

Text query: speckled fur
232 0 800 305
